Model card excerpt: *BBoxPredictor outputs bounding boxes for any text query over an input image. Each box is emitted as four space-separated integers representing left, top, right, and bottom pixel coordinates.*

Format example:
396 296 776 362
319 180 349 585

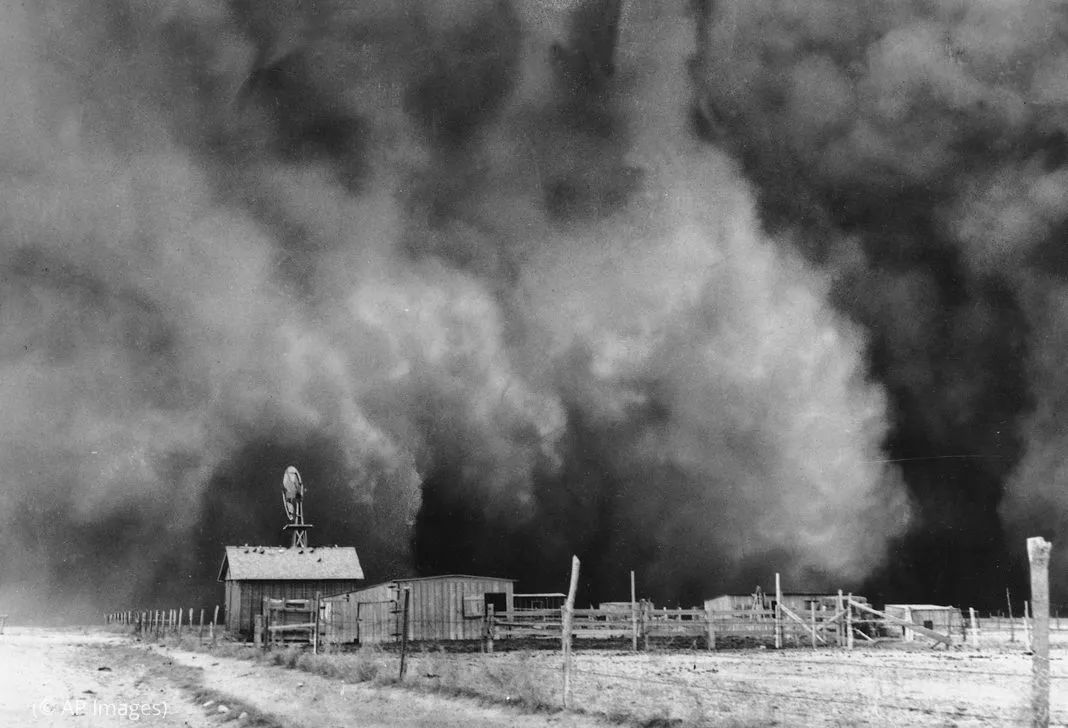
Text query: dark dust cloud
0 0 1059 620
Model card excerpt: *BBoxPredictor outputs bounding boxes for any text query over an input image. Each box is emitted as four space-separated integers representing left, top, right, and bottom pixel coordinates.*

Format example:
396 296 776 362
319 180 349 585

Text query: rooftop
218 545 364 581
885 604 957 611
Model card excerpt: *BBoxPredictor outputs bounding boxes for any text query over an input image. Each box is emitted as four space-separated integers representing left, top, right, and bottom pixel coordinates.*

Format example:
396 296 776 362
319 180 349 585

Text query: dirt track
0 628 212 727
1 628 612 727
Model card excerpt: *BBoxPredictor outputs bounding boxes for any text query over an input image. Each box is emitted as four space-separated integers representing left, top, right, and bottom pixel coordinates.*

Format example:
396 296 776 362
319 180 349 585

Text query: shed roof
394 574 516 583
218 545 364 581
709 593 868 599
885 604 957 611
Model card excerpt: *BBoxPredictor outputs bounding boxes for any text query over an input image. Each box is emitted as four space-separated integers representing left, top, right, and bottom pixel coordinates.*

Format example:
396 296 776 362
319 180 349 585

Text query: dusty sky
0 0 1064 619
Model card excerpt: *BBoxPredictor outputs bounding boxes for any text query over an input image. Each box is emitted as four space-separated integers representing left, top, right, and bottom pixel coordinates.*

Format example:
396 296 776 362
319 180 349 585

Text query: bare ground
0 627 214 727
1 627 614 728
7 626 1068 727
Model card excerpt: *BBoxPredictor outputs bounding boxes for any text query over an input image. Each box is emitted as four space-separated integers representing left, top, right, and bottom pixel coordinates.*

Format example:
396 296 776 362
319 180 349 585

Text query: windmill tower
281 465 313 548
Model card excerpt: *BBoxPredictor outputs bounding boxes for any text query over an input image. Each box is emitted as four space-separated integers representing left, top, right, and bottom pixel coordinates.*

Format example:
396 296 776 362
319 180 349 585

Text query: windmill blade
281 465 303 521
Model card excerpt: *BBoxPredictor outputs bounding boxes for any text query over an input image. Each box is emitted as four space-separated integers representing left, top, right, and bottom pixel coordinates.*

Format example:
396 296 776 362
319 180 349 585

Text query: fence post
642 600 650 651
485 603 495 654
777 572 786 644
561 556 580 709
630 571 638 653
836 591 845 647
705 602 716 651
1008 589 1016 643
846 593 854 650
398 587 410 680
177 607 183 636
1025 600 1033 652
313 592 322 655
969 607 980 650
1028 537 1052 728
810 602 817 650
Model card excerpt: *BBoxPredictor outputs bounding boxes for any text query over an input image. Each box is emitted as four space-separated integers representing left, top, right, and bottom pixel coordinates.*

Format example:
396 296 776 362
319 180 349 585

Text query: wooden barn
884 604 963 640
218 545 364 638
321 574 515 645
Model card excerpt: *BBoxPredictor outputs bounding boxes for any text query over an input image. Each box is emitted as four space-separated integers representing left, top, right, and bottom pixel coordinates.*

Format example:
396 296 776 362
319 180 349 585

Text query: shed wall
225 579 362 638
407 576 514 641
322 577 514 645
884 605 963 641
323 583 397 644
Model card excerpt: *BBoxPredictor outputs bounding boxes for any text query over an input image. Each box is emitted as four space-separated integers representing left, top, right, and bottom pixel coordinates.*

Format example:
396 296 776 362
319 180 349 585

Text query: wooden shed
217 545 364 638
705 592 868 614
515 593 566 611
321 574 515 645
884 604 963 641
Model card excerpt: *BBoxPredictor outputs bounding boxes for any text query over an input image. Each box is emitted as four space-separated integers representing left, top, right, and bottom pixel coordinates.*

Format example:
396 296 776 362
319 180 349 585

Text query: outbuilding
321 574 515 645
217 545 364 638
705 592 868 614
884 604 963 640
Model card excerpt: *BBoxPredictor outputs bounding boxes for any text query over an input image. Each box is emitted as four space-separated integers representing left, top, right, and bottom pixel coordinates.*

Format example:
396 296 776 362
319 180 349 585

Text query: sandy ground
0 627 614 728
0 627 212 727
7 625 1068 727
153 644 614 728
398 639 1068 727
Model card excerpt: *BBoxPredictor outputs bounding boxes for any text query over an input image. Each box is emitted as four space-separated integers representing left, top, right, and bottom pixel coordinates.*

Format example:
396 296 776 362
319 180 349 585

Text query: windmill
281 465 313 548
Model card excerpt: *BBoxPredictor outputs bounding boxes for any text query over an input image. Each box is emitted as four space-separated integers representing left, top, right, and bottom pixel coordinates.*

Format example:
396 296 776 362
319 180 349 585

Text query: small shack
705 592 868 614
515 593 566 611
884 604 963 640
218 545 364 638
322 574 515 645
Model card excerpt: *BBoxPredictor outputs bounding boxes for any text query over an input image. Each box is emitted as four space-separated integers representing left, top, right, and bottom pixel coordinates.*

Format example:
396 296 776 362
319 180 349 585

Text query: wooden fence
104 598 960 651
489 598 918 650
105 606 222 642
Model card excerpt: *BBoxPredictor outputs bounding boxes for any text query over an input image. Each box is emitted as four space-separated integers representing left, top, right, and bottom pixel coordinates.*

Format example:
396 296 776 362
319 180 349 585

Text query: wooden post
630 571 638 652
177 607 184 636
969 607 980 650
1025 600 1033 652
198 609 204 640
211 605 219 644
561 556 580 709
1008 589 1016 643
846 593 854 650
774 573 783 650
398 587 411 680
1028 537 1052 728
313 592 322 655
836 591 845 647
485 603 495 654
810 602 817 650
705 603 716 651
642 600 649 651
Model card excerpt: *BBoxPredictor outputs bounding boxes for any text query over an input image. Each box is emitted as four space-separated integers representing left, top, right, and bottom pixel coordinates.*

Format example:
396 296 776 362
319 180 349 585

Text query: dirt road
0 627 212 727
1 628 613 727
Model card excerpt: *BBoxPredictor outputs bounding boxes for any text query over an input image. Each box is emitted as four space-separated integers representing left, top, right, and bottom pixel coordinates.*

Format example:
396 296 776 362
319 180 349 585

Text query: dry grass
147 634 775 727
